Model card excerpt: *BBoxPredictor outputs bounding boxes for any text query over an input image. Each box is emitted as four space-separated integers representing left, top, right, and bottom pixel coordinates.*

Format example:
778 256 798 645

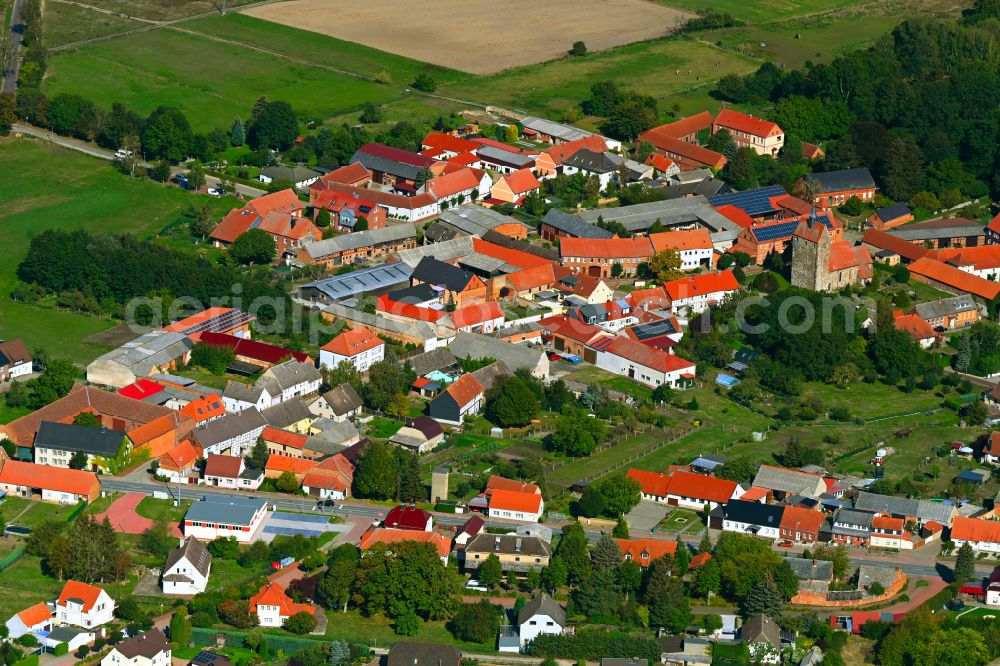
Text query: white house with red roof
425 168 491 207
319 326 385 372
384 504 433 531
249 582 316 628
421 132 480 160
663 270 741 315
6 603 53 639
627 468 744 510
594 337 695 389
712 109 784 157
488 489 544 522
490 169 542 204
203 454 263 490
301 453 354 500
55 581 115 628
446 301 505 335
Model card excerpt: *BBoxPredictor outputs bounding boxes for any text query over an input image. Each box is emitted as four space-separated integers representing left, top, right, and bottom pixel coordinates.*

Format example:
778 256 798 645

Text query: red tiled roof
615 538 677 566
447 152 480 167
427 168 481 199
988 213 1000 235
204 454 243 479
258 212 319 240
539 315 607 344
689 552 712 569
489 488 542 513
644 112 714 140
894 313 936 342
936 245 1000 271
310 181 437 211
262 426 308 449
376 294 446 322
715 204 755 228
627 286 669 310
828 240 871 274
359 528 451 557
450 301 504 329
507 263 558 291
772 194 813 217
627 468 670 496
443 373 483 408
249 582 315 618
302 472 348 492
486 475 540 495
645 153 676 172
802 142 826 160
118 379 164 401
321 326 384 357
666 470 737 503
265 454 317 474
159 439 201 471
873 515 904 531
560 237 654 260
649 229 713 252
16 603 52 628
501 169 541 195
635 132 726 170
357 143 437 168
663 271 740 301
779 505 826 534
714 109 782 138
210 207 256 244
57 581 105 613
164 308 253 336
541 135 609 166
861 229 929 262
179 393 226 423
472 238 551 269
384 505 432 530
606 337 695 374
739 486 770 502
247 189 305 216
128 413 183 446
953 516 1000 543
422 132 480 155
908 257 1000 300
323 162 371 185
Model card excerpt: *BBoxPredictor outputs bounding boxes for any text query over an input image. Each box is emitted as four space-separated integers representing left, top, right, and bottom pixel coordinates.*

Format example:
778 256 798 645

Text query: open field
44 0 145 47
650 0 859 24
43 28 403 131
0 138 235 363
243 0 693 75
77 0 261 21
440 36 759 118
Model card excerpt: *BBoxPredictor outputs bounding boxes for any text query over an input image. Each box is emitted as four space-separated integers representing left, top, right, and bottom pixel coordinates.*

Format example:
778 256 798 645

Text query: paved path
267 561 306 587
1 0 24 94
94 491 182 537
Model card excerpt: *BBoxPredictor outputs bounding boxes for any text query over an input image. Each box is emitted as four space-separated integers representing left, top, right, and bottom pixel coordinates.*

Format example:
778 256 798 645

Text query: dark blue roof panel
709 185 787 217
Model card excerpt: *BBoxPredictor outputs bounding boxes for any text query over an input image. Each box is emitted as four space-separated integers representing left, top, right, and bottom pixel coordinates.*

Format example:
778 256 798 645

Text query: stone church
791 217 873 291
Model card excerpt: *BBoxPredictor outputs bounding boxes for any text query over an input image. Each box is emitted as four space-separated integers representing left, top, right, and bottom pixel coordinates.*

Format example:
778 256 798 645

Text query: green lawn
321 609 494 652
653 0 860 24
43 0 144 48
43 27 406 132
135 497 191 523
2 497 80 529
658 508 700 532
0 139 236 364
0 403 31 425
367 417 404 439
440 36 759 119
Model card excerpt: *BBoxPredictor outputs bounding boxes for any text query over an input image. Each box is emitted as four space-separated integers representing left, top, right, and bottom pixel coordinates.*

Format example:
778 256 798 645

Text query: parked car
776 540 793 548
114 149 133 159
547 352 562 361
464 579 488 592
561 354 582 364
947 599 965 612
207 187 225 196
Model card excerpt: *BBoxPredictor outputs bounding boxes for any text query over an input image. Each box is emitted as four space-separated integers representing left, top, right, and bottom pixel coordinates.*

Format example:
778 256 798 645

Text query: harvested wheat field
242 0 694 74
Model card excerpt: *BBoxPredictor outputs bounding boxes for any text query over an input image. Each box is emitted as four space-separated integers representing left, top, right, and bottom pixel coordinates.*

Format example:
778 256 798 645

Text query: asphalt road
11 122 268 198
101 476 991 579
2 0 25 94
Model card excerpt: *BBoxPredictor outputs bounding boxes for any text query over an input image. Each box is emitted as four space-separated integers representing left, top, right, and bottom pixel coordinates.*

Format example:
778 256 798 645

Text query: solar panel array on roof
709 185 787 217
631 319 677 340
179 310 256 336
589 337 614 351
752 217 831 243
300 263 414 301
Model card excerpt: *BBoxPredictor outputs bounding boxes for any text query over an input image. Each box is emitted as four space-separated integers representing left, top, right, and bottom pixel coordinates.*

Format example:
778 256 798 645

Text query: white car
114 149 133 159
207 187 225 196
464 579 488 592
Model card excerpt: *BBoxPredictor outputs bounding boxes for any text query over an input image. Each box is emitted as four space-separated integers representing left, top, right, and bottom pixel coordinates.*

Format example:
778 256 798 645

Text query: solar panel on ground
271 512 330 524
709 185 786 217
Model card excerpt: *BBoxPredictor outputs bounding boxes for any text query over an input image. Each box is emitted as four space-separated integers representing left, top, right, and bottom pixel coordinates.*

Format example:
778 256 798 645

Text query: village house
178 394 226 425
474 142 537 174
720 501 784 540
488 489 544 523
0 453 99 503
33 421 132 474
101 630 170 666
867 203 914 231
359 528 451 564
297 223 419 268
560 237 653 278
351 143 438 195
191 408 266 457
161 537 212 595
5 603 53 640
309 174 440 222
594 337 696 389
853 491 956 528
490 169 542 204
778 505 826 544
203 454 263 490
911 296 981 330
410 256 487 309
831 508 875 546
886 218 985 249
87 330 194 388
421 131 480 160
804 169 877 209
311 189 387 232
448 333 550 380
389 417 444 454
539 209 614 243
615 538 678 567
637 113 727 171
0 339 32 382
384 504 433 531
499 593 565 653
163 307 255 341
741 615 785 665
308 383 363 422
55 581 115 628
650 229 714 271
209 189 306 248
662 270 741 315
258 165 320 189
445 301 505 335
562 149 619 190
319 326 385 372
301 453 355 500
627 468 743 509
753 465 827 499
535 135 610 177
425 168 491 207
428 374 484 426
539 315 609 358
713 109 784 157
249 582 316 628
387 643 461 666
462 533 551 573
907 257 1000 303
183 495 268 542
893 311 937 348
870 515 911 550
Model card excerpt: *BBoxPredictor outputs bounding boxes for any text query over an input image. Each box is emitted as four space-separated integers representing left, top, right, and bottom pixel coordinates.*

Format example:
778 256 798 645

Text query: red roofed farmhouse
319 326 385 372
559 237 654 278
907 257 1000 302
626 468 743 509
951 516 1000 553
488 489 544 522
712 109 784 157
490 169 541 204
249 582 315 628
615 538 677 566
627 468 671 501
384 504 433 531
662 270 740 315
0 454 100 504
595 336 695 389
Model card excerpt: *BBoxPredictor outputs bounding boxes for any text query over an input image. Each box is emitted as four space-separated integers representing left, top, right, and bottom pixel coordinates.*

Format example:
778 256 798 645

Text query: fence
65 499 88 523
0 546 25 572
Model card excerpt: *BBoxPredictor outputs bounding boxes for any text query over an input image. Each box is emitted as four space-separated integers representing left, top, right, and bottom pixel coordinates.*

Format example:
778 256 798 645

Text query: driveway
255 511 350 543
626 501 670 532
94 492 182 537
